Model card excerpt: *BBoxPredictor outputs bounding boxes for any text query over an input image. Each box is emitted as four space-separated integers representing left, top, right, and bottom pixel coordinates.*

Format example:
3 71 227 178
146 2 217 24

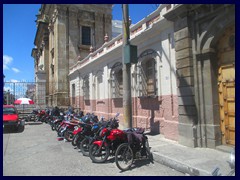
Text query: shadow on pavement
3 125 25 134
118 158 154 173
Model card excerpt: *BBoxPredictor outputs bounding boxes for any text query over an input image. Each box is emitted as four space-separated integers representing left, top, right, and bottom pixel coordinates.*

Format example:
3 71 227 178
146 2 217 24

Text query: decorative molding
78 44 91 51
78 10 94 23
69 11 78 18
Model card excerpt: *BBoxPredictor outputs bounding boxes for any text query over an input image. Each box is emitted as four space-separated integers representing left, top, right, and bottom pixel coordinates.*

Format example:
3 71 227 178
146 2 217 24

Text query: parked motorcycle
71 123 84 147
25 109 38 122
57 115 81 140
114 127 153 171
36 109 48 122
60 113 98 142
80 119 109 156
212 148 235 176
50 112 65 131
72 113 100 147
89 113 127 163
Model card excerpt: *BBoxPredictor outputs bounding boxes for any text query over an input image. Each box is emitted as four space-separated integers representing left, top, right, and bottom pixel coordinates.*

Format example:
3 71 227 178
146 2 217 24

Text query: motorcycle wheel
89 143 110 163
76 134 85 149
55 122 61 131
64 129 74 142
41 117 46 123
80 137 90 156
56 123 64 135
115 143 133 171
35 117 39 122
51 125 55 131
71 134 78 146
57 126 64 137
145 138 153 161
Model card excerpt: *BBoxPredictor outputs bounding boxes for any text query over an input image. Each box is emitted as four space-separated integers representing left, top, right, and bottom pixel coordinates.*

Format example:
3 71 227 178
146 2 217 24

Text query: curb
25 121 43 125
152 152 211 176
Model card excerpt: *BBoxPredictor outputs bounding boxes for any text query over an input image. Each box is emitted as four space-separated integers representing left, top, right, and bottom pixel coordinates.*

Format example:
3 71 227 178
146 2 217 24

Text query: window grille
137 49 159 97
110 62 123 98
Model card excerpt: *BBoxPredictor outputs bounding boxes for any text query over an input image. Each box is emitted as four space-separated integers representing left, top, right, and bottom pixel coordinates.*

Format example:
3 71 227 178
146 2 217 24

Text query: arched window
96 70 104 99
138 49 159 97
110 62 123 98
82 75 90 100
144 59 155 96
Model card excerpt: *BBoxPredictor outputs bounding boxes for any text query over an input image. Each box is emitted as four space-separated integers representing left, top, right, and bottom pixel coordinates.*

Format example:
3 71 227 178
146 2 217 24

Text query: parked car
3 104 21 131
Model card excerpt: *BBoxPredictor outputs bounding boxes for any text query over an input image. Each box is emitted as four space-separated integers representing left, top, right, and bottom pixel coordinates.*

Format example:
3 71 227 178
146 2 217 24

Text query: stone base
179 122 222 148
178 123 197 148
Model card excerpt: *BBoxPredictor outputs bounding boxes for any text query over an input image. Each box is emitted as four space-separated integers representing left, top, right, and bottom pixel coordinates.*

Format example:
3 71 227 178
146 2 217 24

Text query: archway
196 7 235 147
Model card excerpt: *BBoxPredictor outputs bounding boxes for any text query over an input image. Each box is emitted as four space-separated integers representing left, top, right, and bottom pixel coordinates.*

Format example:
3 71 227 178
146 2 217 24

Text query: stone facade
32 4 112 107
164 4 235 148
31 21 48 107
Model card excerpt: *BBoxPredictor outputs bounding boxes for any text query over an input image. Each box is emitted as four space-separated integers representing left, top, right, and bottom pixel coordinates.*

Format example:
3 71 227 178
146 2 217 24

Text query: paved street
3 123 185 176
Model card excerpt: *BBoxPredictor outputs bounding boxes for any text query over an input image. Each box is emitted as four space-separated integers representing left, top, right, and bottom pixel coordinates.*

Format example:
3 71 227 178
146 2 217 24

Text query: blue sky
3 4 159 83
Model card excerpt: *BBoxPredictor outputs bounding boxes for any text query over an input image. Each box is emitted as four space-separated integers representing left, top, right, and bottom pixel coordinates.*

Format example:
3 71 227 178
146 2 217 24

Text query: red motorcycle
50 114 65 131
89 113 127 163
62 121 80 142
71 114 99 147
36 109 47 122
57 115 80 141
71 124 84 146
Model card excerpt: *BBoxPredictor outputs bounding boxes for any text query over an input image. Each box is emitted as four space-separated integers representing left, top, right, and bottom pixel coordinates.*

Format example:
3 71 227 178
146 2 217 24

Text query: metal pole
7 90 10 104
13 83 15 103
122 4 132 129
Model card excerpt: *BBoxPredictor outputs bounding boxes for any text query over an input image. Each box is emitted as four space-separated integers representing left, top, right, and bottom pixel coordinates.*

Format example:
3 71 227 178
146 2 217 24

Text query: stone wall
164 4 235 148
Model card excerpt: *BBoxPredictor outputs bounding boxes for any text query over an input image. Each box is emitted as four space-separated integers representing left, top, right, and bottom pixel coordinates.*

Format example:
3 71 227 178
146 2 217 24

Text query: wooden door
218 64 235 145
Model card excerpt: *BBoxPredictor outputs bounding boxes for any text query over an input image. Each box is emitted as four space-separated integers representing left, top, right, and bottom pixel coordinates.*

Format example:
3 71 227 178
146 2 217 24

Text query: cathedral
32 4 112 108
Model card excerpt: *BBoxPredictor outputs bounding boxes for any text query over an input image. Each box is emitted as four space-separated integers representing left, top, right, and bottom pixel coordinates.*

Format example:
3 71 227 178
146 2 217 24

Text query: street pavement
3 121 234 176
3 122 184 176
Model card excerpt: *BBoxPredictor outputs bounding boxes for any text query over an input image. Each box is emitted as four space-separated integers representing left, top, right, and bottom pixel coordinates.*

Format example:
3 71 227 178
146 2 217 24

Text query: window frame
137 49 159 98
81 26 91 46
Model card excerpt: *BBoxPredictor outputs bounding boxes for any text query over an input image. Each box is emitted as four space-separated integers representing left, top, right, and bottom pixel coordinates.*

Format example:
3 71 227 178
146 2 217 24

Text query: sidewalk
147 134 233 176
24 121 233 176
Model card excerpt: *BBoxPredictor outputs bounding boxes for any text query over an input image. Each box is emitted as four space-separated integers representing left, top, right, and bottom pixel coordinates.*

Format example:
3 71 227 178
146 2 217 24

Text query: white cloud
12 67 20 73
3 55 13 70
3 64 9 70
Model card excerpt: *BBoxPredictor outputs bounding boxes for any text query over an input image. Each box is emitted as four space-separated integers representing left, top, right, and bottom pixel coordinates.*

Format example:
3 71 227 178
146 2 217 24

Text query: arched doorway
217 25 235 146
